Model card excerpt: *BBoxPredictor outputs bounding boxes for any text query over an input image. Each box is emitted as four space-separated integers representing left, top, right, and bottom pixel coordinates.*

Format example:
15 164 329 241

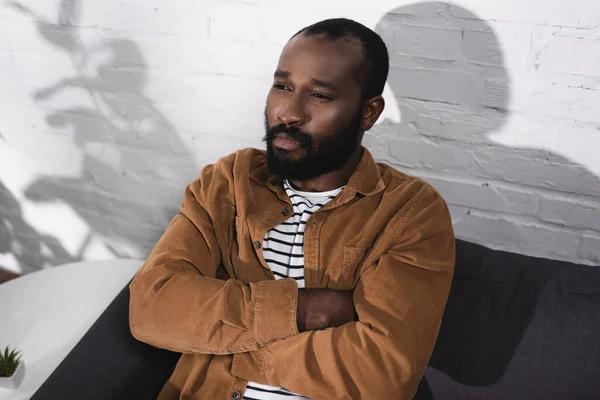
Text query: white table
0 259 143 400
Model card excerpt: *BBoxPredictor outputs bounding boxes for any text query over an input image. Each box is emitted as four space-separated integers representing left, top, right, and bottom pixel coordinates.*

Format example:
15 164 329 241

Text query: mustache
263 124 312 148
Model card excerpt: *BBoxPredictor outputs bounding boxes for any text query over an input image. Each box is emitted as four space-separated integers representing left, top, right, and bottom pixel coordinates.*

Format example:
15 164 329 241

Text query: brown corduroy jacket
129 147 455 400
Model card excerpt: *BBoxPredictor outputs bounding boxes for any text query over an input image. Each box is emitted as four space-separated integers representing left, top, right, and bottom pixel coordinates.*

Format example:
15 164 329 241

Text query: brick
81 4 209 38
80 209 170 255
209 3 325 43
139 38 281 78
363 130 393 160
579 235 600 265
388 133 600 199
485 116 600 181
109 202 175 232
4 127 80 174
483 79 510 110
387 136 479 172
117 145 199 183
449 1 600 29
418 105 506 143
469 146 600 198
0 2 60 23
450 206 582 263
88 166 186 208
393 25 461 61
75 30 281 79
484 73 600 123
15 199 91 257
281 0 397 13
22 189 176 261
387 67 478 105
538 196 600 232
540 36 600 78
384 29 519 108
147 72 266 113
79 236 120 261
38 100 195 160
462 30 530 70
159 93 264 139
181 131 246 165
3 2 211 39
418 174 537 217
0 51 73 92
0 19 68 56
378 96 420 125
381 2 470 31
461 30 505 67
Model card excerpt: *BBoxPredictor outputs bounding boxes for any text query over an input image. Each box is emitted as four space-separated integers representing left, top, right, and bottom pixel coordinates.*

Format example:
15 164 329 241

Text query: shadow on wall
372 2 600 263
0 178 73 274
5 0 198 270
372 2 551 396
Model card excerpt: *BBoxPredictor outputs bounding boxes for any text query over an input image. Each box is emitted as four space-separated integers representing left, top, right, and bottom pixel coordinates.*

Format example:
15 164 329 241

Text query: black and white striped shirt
244 180 343 400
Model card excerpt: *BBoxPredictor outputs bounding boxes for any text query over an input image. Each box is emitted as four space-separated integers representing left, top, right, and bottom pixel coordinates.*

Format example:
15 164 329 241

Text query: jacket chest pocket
323 246 369 290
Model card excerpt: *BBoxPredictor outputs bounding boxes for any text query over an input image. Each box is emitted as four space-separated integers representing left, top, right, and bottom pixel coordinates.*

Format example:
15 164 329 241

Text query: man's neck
288 147 364 192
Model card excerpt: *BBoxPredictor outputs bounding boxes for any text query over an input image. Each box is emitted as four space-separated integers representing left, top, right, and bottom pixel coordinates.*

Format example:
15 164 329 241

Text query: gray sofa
31 240 600 399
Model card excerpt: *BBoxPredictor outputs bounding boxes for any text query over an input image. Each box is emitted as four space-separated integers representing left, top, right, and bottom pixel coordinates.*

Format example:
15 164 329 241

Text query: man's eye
273 84 290 91
311 92 332 100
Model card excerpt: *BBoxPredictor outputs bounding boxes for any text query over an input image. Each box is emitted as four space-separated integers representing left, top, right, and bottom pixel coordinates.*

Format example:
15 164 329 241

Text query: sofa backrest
416 239 600 400
33 239 600 399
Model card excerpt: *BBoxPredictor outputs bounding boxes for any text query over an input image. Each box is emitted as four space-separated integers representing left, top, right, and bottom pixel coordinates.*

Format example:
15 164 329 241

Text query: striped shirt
244 180 343 400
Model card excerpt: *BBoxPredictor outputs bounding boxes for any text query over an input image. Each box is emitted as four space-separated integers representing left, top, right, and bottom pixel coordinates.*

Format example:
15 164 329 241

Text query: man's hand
214 269 356 332
297 289 357 333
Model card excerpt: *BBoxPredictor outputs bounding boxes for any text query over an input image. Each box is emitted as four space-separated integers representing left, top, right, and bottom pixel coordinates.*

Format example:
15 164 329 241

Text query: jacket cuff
251 279 299 346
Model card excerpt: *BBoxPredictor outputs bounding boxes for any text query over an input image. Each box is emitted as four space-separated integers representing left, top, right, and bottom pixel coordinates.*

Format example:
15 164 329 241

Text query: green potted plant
0 346 24 389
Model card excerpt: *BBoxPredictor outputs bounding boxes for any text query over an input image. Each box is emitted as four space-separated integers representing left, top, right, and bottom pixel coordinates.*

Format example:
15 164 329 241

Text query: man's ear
360 95 385 131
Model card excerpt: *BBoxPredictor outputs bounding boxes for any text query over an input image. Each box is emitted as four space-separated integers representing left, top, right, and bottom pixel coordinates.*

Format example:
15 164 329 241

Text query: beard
262 108 363 181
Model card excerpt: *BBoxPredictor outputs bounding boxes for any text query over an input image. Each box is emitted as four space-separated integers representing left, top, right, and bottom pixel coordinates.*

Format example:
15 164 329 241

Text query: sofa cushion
416 239 600 400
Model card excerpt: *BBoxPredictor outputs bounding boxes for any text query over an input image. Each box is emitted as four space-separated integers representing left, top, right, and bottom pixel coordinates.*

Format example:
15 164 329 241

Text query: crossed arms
129 165 455 399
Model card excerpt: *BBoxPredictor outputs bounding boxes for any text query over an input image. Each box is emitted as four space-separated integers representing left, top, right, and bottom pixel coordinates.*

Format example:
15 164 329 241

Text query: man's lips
273 136 302 151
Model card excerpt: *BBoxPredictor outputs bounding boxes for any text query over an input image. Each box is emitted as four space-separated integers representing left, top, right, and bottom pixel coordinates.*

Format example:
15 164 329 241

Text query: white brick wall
1 0 599 273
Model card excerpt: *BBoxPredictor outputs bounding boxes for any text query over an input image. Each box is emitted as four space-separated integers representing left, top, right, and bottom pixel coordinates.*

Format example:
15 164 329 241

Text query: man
129 18 455 400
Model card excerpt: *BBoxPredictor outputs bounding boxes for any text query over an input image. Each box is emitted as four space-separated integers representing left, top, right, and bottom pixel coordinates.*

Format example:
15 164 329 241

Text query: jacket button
231 392 241 400
282 208 289 216
253 241 261 249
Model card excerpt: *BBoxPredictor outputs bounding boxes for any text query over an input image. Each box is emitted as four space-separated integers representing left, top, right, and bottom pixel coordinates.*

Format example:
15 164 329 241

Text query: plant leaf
0 347 21 375
38 22 77 52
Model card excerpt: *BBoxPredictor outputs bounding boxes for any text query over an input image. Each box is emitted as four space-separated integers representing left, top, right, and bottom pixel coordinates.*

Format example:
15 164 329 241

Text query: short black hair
293 18 389 101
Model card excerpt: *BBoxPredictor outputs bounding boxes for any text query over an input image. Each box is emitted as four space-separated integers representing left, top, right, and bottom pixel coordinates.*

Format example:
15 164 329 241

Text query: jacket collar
250 146 385 198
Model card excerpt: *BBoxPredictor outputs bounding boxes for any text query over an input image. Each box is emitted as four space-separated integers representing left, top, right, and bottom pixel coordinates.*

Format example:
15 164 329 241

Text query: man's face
263 34 366 181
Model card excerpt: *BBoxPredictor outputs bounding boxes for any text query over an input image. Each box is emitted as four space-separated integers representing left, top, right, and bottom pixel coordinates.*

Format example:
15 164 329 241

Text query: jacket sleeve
231 190 455 399
129 156 299 355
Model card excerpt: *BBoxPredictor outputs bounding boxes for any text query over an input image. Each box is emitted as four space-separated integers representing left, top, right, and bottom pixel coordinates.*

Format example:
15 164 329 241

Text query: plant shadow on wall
7 0 198 264
371 2 600 397
0 177 73 275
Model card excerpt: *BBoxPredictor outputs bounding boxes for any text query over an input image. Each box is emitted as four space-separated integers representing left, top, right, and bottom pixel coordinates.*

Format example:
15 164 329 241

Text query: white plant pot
0 361 25 390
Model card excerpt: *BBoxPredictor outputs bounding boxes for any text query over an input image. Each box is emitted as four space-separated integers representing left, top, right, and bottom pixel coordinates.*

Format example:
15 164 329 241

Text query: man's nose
276 95 307 126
